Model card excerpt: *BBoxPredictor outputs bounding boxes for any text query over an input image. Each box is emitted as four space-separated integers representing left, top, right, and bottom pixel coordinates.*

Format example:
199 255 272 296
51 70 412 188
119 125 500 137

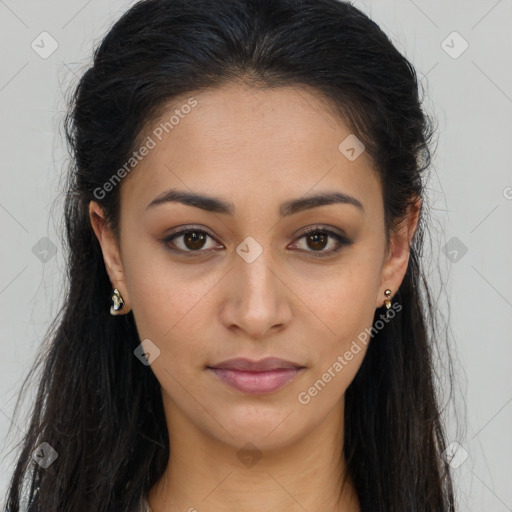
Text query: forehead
120 82 382 220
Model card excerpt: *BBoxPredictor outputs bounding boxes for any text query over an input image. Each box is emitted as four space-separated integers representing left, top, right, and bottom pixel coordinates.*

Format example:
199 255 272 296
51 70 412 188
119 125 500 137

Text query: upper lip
207 357 305 372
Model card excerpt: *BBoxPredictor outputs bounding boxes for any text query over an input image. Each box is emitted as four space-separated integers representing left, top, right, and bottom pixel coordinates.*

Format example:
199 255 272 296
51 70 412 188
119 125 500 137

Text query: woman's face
90 82 417 451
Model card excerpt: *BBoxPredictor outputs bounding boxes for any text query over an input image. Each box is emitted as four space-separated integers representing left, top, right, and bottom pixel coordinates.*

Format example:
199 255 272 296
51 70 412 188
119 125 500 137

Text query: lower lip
207 367 304 394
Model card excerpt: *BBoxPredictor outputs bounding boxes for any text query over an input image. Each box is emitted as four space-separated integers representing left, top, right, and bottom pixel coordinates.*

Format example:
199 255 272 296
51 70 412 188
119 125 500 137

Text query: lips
207 357 306 394
207 357 305 372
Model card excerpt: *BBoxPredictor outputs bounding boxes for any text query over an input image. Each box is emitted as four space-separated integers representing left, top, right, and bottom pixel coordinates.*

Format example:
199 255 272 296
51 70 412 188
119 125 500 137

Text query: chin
209 403 308 449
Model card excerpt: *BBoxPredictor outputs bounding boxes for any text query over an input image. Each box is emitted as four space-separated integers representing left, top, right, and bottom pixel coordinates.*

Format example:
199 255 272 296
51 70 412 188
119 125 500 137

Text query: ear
89 201 131 312
376 195 421 308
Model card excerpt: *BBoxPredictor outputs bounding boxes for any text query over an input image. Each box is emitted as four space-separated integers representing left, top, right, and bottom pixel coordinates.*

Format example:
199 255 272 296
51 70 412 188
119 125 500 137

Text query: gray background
1 0 511 510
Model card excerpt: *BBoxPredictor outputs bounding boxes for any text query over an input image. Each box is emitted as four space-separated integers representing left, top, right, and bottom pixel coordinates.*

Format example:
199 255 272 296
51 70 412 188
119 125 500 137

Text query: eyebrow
145 188 365 216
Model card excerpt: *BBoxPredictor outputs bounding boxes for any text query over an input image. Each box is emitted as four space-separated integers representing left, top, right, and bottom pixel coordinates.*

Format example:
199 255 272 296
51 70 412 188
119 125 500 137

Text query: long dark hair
4 0 457 510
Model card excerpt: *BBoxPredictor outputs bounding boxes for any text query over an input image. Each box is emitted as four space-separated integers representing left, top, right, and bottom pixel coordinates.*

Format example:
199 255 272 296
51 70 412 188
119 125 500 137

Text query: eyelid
161 224 222 255
290 225 351 258
297 224 348 239
163 224 217 239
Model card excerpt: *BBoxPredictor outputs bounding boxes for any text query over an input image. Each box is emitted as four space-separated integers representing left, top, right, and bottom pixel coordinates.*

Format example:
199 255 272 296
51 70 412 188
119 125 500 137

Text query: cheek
292 278 375 408
127 269 212 339
297 262 379 342
121 238 221 360
291 258 380 396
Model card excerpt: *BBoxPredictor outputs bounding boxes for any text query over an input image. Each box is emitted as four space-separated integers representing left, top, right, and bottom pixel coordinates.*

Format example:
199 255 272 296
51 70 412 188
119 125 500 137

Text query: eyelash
161 225 351 259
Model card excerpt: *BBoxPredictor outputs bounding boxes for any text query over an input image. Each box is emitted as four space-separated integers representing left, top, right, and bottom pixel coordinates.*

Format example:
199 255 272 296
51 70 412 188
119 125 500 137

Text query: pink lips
207 357 305 394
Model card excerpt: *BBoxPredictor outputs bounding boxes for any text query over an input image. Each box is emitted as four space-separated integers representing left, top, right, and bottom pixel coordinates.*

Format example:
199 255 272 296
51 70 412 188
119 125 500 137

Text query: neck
148 394 360 512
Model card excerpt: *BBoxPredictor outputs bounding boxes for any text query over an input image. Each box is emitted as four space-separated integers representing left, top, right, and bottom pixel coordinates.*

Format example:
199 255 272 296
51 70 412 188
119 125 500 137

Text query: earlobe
88 201 131 312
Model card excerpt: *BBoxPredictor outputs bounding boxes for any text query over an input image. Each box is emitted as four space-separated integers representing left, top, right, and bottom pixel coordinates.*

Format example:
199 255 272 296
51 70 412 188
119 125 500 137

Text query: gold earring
110 288 125 316
384 289 392 319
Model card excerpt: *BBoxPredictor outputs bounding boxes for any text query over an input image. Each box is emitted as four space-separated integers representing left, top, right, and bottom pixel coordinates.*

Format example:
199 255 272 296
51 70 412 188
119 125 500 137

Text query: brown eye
162 228 220 254
305 232 329 251
292 227 351 258
182 231 207 250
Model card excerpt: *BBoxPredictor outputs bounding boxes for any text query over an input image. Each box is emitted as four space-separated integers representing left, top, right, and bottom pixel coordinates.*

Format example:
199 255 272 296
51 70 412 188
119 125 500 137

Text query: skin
89 82 420 512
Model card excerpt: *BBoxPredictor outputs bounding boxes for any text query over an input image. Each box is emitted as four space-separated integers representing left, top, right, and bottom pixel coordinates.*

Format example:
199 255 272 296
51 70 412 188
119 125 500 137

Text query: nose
219 247 293 340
